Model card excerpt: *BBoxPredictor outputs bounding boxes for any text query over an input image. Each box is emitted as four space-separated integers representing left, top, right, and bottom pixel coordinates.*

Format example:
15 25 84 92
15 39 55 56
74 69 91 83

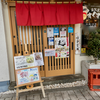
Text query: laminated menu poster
48 37 54 45
55 37 69 58
34 52 44 66
53 27 59 36
60 27 66 37
16 67 40 85
45 49 55 56
47 27 53 37
14 54 35 70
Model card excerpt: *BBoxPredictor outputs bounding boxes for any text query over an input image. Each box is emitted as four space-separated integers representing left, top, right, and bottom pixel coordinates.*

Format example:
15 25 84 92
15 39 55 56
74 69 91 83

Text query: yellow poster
81 48 86 53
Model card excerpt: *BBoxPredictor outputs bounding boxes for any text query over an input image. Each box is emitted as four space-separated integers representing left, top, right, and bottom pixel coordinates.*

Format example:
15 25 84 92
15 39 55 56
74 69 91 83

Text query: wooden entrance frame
8 2 75 80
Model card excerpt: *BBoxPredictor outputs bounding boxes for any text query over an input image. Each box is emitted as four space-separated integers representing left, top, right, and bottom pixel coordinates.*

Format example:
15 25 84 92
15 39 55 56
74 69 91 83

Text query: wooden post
40 82 45 98
16 88 19 100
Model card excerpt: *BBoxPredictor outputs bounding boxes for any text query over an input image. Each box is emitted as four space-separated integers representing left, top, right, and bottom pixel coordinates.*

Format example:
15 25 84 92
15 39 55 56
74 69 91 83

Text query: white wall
0 1 10 81
75 24 93 74
2 3 15 81
2 4 93 81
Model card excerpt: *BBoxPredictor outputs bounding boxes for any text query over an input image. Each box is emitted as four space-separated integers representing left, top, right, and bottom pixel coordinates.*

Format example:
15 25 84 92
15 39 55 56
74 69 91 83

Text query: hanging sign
53 27 59 36
48 37 54 45
60 27 66 37
55 37 69 58
16 66 41 85
45 49 55 56
68 27 74 33
47 27 53 37
75 33 80 54
14 54 35 70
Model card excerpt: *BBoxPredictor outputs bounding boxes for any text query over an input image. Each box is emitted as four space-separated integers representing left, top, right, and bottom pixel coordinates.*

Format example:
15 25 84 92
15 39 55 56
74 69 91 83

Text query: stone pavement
1 85 100 100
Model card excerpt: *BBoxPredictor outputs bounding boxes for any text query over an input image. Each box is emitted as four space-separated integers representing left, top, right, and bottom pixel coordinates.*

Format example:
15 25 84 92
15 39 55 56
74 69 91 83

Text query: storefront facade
0 0 94 92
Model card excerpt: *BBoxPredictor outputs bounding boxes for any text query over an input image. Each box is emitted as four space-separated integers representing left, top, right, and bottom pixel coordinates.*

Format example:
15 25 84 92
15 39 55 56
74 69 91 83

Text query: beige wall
0 2 10 81
2 3 15 81
2 3 93 81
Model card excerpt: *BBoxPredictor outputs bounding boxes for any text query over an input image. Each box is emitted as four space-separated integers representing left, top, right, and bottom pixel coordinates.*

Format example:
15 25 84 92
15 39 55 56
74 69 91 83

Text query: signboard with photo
53 27 59 36
47 27 53 37
55 37 69 58
14 54 35 70
34 52 44 66
16 66 41 86
45 49 55 56
60 27 66 37
48 37 54 45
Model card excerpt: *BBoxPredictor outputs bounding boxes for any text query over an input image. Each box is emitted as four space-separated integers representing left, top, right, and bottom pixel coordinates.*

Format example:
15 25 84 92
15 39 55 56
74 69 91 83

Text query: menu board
14 53 44 70
14 54 35 70
16 67 40 85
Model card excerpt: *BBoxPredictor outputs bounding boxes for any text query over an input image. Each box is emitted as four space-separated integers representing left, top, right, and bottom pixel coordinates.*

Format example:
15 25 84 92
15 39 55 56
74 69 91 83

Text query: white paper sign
60 27 66 37
48 37 54 45
75 33 80 54
45 49 55 56
34 52 44 66
16 67 39 85
47 27 53 37
14 54 35 70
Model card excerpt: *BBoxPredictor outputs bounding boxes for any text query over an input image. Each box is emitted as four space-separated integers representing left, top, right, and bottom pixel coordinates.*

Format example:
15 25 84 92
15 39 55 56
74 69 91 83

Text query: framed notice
14 54 35 70
16 66 41 86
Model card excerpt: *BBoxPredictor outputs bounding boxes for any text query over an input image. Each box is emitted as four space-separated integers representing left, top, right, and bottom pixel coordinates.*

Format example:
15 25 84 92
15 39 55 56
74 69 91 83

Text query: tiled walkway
0 86 100 100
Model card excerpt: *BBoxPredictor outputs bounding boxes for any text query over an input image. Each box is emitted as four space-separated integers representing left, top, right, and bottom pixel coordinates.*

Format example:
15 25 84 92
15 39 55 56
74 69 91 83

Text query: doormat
0 80 87 95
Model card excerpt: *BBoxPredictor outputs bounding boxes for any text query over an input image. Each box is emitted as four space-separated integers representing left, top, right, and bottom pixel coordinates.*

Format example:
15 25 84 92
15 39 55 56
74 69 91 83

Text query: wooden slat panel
36 26 39 52
27 26 30 54
43 26 48 77
21 26 24 54
33 26 36 52
18 26 21 55
30 26 33 53
11 8 18 56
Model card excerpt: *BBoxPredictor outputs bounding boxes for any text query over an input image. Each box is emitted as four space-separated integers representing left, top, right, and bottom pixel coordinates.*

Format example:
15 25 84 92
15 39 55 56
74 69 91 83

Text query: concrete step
9 74 85 90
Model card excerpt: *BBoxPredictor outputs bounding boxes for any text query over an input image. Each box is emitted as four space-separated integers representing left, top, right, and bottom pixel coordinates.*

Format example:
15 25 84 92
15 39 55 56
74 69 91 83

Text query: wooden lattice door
10 7 75 78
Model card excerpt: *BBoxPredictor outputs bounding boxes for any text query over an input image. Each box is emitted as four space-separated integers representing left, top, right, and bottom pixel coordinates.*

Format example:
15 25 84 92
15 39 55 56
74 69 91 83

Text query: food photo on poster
16 67 40 85
55 37 69 58
34 52 44 66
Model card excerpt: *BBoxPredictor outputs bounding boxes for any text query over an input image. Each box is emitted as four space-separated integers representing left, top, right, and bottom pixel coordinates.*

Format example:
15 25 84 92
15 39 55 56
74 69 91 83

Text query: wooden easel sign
15 66 45 100
16 66 41 86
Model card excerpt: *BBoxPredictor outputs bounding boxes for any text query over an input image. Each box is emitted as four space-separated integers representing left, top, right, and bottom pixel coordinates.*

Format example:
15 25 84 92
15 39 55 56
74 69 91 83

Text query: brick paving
0 86 100 100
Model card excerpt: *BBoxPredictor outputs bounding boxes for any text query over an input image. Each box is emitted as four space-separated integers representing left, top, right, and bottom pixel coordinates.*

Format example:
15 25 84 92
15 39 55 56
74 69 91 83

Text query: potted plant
86 30 100 64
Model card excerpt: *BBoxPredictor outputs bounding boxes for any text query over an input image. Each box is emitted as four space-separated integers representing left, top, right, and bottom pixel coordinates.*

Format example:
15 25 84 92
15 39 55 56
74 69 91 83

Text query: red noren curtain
16 2 31 26
16 2 83 26
57 3 69 25
43 3 57 25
